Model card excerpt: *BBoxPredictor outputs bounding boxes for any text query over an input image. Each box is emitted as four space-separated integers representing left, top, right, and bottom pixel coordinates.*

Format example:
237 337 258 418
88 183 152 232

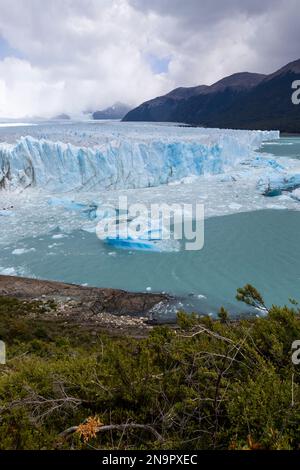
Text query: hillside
123 60 300 132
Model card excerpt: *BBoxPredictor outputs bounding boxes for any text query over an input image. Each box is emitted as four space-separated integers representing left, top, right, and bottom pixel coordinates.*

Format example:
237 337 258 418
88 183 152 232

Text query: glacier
2 121 300 253
0 124 279 192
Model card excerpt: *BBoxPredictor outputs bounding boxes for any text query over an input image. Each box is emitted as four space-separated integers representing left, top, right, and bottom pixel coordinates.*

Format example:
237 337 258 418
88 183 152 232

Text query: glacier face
1 121 295 252
0 123 279 192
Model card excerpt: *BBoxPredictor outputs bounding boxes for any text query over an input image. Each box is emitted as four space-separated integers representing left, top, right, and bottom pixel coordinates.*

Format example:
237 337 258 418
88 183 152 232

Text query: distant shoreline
281 132 300 137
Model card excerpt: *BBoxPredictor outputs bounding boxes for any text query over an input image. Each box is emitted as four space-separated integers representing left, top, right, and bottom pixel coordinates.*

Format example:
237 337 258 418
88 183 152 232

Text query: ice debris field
1 121 300 256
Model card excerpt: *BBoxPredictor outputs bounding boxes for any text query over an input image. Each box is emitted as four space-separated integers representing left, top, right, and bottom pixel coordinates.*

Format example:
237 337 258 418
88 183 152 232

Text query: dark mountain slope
123 60 300 132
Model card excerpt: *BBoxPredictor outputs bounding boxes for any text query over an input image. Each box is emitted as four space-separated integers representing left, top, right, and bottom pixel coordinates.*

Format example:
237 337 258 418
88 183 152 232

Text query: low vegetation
0 286 300 450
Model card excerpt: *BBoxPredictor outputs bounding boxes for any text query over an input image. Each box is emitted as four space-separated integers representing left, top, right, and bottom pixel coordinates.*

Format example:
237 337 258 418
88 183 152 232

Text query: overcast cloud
0 0 299 118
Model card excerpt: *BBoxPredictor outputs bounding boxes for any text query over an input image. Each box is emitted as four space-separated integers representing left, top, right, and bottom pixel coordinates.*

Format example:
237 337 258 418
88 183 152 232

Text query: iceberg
258 173 300 196
47 197 98 219
95 210 178 252
105 237 161 252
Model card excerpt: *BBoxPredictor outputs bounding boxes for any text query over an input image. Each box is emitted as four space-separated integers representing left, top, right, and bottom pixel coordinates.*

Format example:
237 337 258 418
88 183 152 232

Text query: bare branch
59 422 164 443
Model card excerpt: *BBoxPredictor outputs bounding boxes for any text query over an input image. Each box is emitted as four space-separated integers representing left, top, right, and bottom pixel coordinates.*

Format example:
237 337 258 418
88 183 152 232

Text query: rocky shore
0 275 172 336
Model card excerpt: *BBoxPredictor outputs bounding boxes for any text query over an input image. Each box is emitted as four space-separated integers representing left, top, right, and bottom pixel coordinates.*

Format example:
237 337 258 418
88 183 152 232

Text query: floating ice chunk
228 203 242 210
48 197 98 220
52 233 67 239
97 211 175 252
290 188 300 201
0 267 17 275
242 155 284 170
263 141 294 146
81 224 97 233
105 237 161 252
48 197 86 210
12 247 36 255
258 173 300 196
0 209 13 216
266 204 286 210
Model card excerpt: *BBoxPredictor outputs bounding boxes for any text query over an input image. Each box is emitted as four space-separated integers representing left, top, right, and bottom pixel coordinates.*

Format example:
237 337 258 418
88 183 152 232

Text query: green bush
0 290 300 450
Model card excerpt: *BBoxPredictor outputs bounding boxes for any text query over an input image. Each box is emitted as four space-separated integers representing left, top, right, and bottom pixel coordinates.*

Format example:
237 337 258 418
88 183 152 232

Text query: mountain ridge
93 102 131 120
123 59 300 132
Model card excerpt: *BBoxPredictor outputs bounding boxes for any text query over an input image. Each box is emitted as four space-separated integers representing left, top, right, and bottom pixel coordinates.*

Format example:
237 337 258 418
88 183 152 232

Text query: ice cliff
0 127 279 192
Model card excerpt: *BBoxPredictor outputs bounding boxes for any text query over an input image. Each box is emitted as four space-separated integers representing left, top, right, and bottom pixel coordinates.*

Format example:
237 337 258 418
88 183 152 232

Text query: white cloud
0 0 298 117
0 0 174 117
0 57 64 117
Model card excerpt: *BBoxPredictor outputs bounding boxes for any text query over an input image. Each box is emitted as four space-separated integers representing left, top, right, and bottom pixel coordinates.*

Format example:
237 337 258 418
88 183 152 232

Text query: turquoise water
1 209 300 319
259 136 300 159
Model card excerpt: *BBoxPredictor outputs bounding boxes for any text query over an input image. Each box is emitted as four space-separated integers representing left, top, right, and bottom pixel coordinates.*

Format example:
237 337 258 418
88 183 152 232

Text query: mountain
123 60 300 132
51 113 70 120
93 102 131 120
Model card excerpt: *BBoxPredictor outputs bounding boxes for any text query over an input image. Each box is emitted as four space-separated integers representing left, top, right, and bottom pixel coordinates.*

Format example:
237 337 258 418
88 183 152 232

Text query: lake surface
1 209 299 319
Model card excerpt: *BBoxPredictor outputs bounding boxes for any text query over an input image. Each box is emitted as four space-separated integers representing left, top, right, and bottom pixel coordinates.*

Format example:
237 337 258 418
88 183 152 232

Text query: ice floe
12 247 36 255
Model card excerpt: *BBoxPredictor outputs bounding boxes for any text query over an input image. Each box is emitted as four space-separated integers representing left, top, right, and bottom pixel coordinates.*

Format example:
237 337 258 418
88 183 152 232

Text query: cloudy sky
0 0 299 118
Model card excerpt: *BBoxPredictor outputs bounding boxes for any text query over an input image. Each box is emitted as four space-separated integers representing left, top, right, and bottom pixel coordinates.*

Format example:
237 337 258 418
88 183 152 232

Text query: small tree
236 284 267 312
217 306 229 324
